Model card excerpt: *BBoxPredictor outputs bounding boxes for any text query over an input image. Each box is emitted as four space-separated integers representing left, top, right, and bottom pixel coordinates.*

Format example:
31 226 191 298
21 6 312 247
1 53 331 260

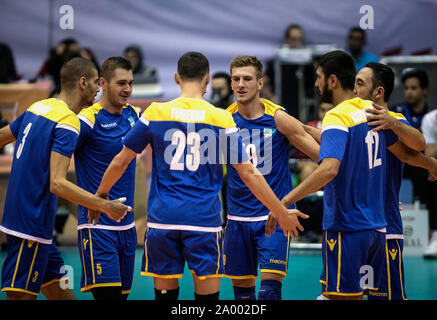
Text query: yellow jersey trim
223 274 258 280
1 287 39 296
140 271 183 279
27 98 80 133
41 277 66 289
322 97 373 129
260 269 287 276
226 98 285 117
144 98 236 129
81 282 122 293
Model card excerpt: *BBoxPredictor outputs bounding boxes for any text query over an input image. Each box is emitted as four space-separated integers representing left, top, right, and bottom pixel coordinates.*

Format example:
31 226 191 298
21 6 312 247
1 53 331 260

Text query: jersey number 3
365 130 382 169
16 122 32 159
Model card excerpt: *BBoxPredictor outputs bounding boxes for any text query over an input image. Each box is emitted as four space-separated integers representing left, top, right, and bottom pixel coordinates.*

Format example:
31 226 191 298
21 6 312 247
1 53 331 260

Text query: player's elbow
50 177 65 196
411 136 426 152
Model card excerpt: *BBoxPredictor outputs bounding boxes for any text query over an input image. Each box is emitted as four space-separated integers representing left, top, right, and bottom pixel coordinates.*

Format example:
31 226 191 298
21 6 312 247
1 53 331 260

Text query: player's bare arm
0 125 16 147
233 161 309 237
388 140 437 181
367 102 426 152
49 151 131 222
303 125 322 144
266 157 340 236
274 109 319 162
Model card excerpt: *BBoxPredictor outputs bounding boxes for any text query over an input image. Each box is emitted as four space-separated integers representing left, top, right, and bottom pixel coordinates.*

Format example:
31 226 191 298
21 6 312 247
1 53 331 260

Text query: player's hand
399 201 403 211
366 102 396 131
88 192 108 225
265 212 278 237
427 157 437 182
103 197 132 223
269 209 309 238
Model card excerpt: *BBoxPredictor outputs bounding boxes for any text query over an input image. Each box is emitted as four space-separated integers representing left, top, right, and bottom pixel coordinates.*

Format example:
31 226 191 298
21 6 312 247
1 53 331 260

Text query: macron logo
101 122 117 128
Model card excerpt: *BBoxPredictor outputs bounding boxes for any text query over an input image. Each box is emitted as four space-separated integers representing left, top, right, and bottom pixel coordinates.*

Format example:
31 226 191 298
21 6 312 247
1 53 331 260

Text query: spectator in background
420 108 437 259
209 72 233 109
0 43 19 83
346 26 379 71
124 45 158 84
391 69 429 130
36 38 99 91
263 24 306 103
390 68 431 208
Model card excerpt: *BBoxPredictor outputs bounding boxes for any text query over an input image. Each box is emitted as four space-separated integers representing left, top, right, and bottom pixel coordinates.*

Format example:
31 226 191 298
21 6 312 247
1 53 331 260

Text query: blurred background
1 0 437 299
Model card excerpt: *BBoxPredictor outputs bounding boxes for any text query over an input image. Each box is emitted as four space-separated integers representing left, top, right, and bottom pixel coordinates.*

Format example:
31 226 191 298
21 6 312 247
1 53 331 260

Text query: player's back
0 98 80 243
74 103 140 228
319 97 388 232
124 97 244 230
225 98 293 218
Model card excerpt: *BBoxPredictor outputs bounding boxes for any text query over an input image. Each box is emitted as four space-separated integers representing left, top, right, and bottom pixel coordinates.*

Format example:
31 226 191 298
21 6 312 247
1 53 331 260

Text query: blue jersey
225 99 294 218
385 112 410 236
0 98 79 244
74 103 140 229
319 97 393 232
122 97 248 231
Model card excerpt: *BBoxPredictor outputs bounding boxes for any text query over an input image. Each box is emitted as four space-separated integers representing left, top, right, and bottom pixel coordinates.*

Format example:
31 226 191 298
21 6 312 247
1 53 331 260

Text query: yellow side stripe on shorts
11 239 25 288
25 241 39 290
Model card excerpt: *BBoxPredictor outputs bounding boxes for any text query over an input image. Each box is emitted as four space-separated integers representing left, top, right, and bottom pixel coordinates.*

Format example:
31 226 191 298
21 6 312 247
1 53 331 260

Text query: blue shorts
223 219 291 279
367 238 407 300
320 230 385 296
1 235 68 296
141 227 223 279
78 227 137 294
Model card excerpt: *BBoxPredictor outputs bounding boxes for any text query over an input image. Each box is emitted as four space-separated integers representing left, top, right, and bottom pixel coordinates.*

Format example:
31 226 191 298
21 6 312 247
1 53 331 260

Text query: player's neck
57 90 83 114
99 96 123 115
375 99 388 109
237 97 264 120
179 82 205 99
333 89 355 107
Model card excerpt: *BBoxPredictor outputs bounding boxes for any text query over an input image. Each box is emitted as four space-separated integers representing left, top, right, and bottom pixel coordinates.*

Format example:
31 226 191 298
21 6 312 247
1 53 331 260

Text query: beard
321 83 333 104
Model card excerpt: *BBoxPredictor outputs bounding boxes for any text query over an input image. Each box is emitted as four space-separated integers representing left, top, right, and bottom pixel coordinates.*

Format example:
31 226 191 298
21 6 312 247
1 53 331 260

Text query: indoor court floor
1 246 437 300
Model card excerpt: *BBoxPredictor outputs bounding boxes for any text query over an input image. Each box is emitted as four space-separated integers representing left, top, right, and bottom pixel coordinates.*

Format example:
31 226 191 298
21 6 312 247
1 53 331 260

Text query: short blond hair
230 56 263 79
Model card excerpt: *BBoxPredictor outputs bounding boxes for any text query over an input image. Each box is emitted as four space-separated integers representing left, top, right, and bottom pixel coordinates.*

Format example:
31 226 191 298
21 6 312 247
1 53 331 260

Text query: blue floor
1 247 437 300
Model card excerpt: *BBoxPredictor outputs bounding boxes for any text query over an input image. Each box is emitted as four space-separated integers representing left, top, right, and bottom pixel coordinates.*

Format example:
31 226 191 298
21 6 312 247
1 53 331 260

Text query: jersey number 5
365 130 382 169
16 122 32 159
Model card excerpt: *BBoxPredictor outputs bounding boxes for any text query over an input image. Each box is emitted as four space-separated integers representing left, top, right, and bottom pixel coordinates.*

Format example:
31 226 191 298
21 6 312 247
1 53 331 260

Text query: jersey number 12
365 130 382 169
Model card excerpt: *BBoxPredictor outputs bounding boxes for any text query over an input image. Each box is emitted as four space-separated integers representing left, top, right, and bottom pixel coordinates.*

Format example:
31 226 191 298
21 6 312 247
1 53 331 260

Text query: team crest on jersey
128 116 135 127
263 128 276 138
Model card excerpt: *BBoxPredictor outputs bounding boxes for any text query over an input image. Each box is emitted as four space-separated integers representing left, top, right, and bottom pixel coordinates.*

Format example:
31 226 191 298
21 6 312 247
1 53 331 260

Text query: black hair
100 56 132 82
212 72 231 89
177 51 209 81
401 68 429 89
348 26 366 43
284 24 303 40
60 57 97 89
364 62 395 102
316 50 356 90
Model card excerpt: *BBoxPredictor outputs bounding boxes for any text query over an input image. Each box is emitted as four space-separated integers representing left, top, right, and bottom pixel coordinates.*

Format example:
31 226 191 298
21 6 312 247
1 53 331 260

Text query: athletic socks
258 280 282 300
233 286 256 300
194 291 219 300
154 287 180 300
